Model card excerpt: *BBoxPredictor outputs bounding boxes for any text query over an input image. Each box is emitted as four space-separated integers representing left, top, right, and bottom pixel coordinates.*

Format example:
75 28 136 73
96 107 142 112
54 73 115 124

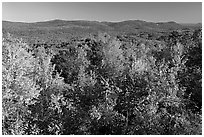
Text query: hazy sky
2 2 202 23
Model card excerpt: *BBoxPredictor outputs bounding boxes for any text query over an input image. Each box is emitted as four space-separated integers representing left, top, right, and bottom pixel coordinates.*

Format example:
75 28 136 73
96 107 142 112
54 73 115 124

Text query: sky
2 2 202 23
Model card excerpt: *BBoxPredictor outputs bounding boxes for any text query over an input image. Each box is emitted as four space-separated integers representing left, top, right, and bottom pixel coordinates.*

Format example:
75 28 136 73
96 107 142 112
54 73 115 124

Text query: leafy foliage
2 29 202 135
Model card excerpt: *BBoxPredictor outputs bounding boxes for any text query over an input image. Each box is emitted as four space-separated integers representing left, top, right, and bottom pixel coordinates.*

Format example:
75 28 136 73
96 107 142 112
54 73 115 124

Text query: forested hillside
2 20 202 135
2 20 201 44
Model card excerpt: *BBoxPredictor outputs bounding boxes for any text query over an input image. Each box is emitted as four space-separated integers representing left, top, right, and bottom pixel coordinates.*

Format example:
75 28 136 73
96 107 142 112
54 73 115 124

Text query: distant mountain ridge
3 19 201 30
2 19 201 43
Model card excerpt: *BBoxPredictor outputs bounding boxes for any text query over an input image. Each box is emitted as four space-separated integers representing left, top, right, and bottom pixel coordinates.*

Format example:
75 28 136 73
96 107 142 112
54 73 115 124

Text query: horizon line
2 19 202 24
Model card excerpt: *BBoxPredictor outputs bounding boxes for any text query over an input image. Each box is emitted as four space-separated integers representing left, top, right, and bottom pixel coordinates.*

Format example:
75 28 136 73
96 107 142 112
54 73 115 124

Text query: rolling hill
2 19 201 43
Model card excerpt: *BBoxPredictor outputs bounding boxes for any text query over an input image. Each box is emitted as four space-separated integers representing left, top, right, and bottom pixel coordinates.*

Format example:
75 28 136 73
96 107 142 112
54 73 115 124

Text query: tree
2 34 41 134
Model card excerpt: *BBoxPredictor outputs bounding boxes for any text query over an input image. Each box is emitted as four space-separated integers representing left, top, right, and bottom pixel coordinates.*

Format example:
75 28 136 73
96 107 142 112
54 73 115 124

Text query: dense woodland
2 20 202 134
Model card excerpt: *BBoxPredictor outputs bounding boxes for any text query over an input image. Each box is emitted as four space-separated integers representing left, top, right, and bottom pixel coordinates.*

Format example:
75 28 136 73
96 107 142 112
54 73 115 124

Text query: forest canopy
2 27 202 135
